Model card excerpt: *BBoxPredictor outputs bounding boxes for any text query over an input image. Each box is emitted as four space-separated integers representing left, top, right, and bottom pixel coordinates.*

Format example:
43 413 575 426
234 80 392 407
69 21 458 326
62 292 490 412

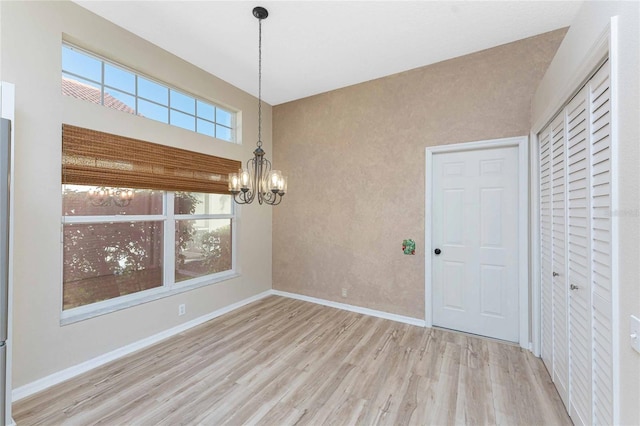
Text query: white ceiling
74 1 582 106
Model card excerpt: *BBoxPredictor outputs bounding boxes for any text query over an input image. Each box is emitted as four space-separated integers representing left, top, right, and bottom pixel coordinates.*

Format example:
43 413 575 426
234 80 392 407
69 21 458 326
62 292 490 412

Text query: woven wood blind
62 124 240 194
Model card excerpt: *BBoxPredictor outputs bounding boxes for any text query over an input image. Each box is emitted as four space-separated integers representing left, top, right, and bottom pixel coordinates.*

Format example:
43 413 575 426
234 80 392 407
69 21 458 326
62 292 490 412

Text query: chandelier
229 6 287 206
87 186 134 207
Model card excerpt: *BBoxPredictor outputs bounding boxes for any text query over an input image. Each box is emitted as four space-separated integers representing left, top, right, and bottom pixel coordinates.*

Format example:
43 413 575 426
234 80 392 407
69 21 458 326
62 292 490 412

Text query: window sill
60 271 240 326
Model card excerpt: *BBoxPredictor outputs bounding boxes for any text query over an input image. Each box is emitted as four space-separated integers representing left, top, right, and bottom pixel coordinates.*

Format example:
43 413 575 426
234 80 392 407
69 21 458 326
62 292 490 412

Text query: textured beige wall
1 0 272 388
273 29 566 319
532 2 640 423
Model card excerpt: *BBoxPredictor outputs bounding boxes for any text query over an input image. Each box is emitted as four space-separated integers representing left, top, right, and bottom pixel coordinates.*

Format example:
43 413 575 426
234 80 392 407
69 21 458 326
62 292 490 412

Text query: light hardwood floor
14 296 571 425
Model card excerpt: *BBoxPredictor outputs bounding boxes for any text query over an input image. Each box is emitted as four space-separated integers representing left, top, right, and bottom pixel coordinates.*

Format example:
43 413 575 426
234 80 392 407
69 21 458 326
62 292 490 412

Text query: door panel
539 124 554 373
432 146 519 342
443 189 464 245
442 261 465 310
479 265 505 316
589 62 613 426
566 86 592 426
550 113 569 406
480 188 504 247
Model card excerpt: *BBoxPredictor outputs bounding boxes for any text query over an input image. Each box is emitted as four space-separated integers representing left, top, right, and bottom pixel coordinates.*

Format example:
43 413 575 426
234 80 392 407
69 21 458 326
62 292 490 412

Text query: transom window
61 43 236 142
62 186 235 313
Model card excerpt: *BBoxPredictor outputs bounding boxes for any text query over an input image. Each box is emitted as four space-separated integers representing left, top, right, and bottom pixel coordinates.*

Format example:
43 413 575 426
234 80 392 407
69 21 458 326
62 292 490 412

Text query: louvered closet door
538 59 614 426
589 61 613 426
566 86 592 426
539 124 554 374
550 114 569 406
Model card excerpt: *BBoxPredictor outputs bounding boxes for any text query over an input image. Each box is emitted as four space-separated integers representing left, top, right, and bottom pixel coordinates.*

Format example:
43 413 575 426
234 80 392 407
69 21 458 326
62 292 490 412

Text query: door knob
553 272 559 277
434 248 441 255
570 284 579 290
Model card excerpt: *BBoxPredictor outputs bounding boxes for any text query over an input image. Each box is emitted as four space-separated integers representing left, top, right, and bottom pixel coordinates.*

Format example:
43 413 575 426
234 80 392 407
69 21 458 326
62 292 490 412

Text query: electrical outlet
178 304 186 316
341 288 348 298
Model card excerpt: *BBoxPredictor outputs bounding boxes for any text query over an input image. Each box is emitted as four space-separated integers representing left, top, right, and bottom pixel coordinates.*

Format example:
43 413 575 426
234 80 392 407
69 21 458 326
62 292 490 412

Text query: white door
550 113 570 407
431 146 519 342
539 123 554 374
588 61 614 426
566 86 592 426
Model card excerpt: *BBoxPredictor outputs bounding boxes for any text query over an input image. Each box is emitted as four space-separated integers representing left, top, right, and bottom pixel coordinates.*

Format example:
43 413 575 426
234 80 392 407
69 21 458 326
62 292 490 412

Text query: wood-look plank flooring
14 296 571 425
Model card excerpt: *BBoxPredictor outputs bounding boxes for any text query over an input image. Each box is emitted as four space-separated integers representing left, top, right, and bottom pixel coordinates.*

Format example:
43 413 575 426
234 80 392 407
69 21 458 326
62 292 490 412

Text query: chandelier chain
257 17 263 148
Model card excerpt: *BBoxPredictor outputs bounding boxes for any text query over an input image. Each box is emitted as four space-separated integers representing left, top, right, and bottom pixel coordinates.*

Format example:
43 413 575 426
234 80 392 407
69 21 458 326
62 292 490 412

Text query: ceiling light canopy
229 6 287 206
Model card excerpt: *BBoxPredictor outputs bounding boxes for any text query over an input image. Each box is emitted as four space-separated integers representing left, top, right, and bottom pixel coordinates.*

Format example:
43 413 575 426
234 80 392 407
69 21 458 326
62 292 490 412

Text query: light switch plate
631 315 640 354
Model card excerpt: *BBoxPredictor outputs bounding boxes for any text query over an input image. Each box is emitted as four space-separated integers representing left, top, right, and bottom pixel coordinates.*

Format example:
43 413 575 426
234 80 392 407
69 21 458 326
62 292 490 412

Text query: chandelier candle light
229 6 287 206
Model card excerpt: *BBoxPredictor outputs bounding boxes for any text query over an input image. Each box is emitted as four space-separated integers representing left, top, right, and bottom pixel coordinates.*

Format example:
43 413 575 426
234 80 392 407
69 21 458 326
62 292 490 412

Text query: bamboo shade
62 124 240 194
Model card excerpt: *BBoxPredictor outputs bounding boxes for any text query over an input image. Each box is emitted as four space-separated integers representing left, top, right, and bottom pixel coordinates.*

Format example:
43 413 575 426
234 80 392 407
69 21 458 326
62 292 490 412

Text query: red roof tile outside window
62 77 138 115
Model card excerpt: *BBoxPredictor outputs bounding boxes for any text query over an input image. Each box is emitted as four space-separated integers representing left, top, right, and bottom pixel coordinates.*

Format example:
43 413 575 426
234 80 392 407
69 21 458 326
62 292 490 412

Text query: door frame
425 136 529 348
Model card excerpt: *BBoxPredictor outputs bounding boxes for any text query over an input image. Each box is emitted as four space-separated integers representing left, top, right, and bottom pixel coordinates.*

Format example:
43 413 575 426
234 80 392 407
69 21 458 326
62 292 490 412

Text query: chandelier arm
255 155 262 186
240 156 258 204
260 157 271 188
245 157 254 171
257 152 267 204
261 192 270 205
233 192 248 204
234 189 247 204
261 157 272 196
244 191 255 204
262 191 282 206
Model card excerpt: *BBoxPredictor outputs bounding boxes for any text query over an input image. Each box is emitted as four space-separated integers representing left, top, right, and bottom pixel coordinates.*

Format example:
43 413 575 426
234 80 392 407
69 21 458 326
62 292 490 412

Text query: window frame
60 189 238 325
170 192 236 288
61 42 237 143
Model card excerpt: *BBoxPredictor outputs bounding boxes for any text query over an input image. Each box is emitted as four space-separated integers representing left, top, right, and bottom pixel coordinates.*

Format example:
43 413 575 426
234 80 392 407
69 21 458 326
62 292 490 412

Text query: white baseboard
12 290 272 402
270 290 426 327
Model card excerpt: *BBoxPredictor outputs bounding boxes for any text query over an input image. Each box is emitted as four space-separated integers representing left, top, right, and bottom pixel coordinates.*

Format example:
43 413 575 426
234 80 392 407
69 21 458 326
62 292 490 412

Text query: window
61 43 236 142
62 186 235 313
61 124 241 321
175 193 232 283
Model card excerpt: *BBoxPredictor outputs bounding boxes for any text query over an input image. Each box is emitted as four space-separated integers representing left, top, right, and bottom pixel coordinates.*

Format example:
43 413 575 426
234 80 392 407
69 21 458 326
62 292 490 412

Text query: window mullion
165 192 176 289
174 214 233 220
135 75 139 115
62 214 166 224
213 106 217 138
167 88 171 124
100 61 105 106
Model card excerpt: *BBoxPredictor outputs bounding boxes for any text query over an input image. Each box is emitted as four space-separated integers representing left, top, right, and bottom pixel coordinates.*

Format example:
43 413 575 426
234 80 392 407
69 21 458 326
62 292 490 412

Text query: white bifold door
538 59 614 426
